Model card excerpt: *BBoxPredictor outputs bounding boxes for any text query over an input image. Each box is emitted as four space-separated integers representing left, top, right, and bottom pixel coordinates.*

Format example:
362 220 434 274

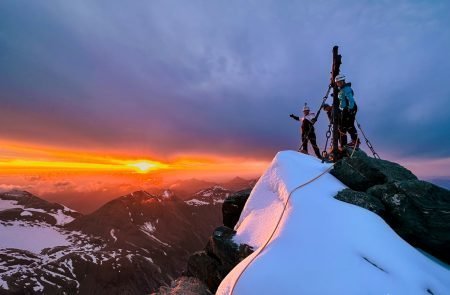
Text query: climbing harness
355 119 380 159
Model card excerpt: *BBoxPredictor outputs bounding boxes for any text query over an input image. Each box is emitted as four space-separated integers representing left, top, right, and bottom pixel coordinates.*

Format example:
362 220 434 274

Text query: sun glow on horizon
126 161 167 173
0 140 268 179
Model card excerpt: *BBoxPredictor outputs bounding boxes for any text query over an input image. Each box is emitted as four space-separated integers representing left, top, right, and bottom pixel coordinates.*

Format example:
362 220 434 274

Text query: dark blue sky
1 1 449 176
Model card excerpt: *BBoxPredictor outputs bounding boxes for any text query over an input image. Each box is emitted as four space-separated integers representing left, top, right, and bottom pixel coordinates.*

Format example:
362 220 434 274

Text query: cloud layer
1 0 449 161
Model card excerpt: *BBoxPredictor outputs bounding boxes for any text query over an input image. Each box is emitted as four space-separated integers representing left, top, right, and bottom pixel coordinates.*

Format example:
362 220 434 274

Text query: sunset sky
1 1 449 210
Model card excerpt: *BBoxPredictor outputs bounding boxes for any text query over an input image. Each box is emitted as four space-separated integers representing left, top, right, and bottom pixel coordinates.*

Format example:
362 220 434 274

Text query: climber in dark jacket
322 103 333 124
322 103 344 148
290 105 321 158
335 74 360 148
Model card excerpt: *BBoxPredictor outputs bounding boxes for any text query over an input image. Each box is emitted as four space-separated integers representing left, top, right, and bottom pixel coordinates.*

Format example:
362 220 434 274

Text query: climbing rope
355 119 380 159
228 146 364 294
228 164 335 295
349 135 359 158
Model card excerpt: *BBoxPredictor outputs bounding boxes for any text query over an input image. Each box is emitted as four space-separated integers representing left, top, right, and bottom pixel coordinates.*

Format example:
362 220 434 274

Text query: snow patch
48 209 75 226
62 205 77 213
20 211 33 217
141 222 156 233
0 222 70 253
25 208 46 214
0 200 23 211
185 199 210 206
110 229 118 242
140 230 171 247
0 277 9 290
144 256 154 263
126 254 134 262
162 190 172 199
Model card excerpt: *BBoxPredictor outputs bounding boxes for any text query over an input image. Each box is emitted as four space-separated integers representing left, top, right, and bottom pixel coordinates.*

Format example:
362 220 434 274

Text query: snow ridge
217 151 450 295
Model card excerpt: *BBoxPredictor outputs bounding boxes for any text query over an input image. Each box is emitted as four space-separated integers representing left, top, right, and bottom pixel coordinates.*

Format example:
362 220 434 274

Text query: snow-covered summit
0 190 80 226
185 186 232 206
217 151 450 294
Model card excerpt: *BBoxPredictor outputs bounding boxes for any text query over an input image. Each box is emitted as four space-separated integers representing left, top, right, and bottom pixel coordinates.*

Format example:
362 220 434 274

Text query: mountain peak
0 190 80 226
125 190 154 199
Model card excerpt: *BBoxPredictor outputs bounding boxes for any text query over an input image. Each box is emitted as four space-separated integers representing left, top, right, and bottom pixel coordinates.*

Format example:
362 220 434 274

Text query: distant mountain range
168 177 257 200
37 177 258 214
0 181 255 294
428 178 450 190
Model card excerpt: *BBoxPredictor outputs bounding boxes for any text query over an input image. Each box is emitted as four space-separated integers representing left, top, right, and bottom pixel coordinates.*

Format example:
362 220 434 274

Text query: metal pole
331 46 342 162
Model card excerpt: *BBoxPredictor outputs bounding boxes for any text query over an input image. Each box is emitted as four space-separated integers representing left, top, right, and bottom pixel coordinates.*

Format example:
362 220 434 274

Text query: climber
322 103 344 149
322 103 333 124
335 74 360 148
290 104 322 159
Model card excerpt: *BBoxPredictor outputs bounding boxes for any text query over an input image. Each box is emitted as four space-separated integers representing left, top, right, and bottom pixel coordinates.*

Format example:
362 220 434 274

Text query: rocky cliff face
153 189 253 294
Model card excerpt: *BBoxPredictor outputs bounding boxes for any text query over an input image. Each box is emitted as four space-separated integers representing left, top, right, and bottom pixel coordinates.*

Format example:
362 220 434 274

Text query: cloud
0 184 30 193
0 0 449 162
53 181 72 188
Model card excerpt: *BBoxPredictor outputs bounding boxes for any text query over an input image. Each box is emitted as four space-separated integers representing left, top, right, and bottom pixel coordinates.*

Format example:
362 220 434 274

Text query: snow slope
0 221 70 253
217 151 450 295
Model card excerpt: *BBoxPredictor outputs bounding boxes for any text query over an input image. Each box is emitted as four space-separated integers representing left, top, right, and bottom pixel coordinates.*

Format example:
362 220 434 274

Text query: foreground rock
186 226 253 293
331 149 417 191
152 277 212 295
222 189 251 228
332 150 450 264
335 189 385 216
368 180 450 263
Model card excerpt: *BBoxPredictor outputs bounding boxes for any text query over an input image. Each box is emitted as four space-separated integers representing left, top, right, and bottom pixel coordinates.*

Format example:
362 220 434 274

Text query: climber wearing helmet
335 74 360 148
290 104 322 159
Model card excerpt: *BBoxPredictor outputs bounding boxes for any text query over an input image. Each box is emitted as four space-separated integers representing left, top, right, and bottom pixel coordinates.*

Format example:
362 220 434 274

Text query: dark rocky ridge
332 149 450 264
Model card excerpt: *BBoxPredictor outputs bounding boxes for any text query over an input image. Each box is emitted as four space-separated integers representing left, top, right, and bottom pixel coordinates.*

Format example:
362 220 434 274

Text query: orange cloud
0 139 268 178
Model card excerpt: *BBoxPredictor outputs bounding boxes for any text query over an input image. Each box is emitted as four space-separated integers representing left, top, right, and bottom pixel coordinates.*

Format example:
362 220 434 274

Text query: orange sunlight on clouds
0 139 268 191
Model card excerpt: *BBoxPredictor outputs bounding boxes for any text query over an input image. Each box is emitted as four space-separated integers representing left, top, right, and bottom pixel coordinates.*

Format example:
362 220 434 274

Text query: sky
1 0 450 208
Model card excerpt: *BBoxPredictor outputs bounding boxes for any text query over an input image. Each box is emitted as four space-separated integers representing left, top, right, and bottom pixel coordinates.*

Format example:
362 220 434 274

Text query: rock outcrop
151 276 212 295
186 226 253 293
222 188 251 228
332 149 450 264
335 189 385 216
331 149 417 191
154 189 253 294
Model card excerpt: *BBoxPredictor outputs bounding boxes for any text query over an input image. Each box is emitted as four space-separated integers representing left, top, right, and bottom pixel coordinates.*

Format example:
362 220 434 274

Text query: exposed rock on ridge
332 149 450 264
